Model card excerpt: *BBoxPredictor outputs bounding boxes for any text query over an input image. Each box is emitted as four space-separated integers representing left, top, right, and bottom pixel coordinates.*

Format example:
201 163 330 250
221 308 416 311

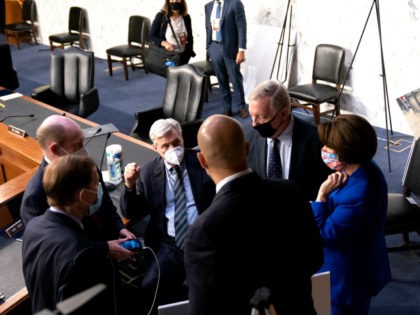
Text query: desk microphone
0 114 35 123
100 132 112 172
84 127 102 146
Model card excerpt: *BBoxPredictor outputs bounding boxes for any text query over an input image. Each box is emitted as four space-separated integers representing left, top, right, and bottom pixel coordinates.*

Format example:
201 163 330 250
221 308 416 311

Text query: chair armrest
80 87 100 118
131 107 164 141
31 85 54 102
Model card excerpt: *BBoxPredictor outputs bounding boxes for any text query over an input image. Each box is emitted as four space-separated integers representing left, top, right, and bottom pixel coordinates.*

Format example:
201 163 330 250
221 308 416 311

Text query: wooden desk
0 91 157 314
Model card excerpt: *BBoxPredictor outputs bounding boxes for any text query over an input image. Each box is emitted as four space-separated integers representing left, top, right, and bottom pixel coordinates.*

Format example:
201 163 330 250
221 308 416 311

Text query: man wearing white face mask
121 118 215 310
20 115 134 261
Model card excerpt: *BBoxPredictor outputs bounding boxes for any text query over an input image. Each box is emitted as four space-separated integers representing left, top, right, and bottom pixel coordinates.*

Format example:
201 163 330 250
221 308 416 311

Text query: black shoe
223 108 232 116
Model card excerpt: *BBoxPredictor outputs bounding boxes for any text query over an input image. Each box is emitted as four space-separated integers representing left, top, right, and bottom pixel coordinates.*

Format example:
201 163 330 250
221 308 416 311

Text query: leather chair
31 46 99 118
288 44 346 124
49 6 84 51
190 54 218 103
0 42 19 90
4 0 37 49
385 137 420 251
106 15 150 80
131 64 207 148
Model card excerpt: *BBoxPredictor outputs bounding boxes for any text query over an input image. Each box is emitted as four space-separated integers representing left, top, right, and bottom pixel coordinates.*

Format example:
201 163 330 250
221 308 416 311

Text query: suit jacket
184 172 323 315
120 148 215 249
205 0 247 59
149 11 195 58
245 116 331 201
20 158 124 243
311 161 391 308
22 210 115 314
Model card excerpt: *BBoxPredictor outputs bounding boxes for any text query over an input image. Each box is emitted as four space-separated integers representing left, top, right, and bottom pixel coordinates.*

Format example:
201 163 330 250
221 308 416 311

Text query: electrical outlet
5 219 24 238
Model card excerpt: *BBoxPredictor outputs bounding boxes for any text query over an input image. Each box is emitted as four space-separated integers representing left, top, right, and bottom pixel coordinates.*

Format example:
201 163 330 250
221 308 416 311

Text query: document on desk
0 89 22 101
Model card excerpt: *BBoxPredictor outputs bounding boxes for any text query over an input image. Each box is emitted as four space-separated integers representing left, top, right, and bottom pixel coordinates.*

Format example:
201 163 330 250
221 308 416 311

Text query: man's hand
108 239 133 261
236 51 245 65
124 162 140 189
119 228 135 239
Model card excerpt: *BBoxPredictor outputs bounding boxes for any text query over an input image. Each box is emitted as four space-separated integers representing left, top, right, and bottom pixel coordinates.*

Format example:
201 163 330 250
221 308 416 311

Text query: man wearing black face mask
244 79 331 201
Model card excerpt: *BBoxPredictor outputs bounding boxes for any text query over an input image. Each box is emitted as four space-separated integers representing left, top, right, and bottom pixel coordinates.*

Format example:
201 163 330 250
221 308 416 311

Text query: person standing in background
205 0 248 119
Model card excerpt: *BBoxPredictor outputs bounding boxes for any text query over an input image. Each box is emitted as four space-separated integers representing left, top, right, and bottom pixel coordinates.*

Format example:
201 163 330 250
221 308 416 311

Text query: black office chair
288 44 346 124
0 42 19 90
131 64 207 148
385 137 420 252
4 0 37 49
49 6 84 51
106 15 150 80
31 46 99 118
190 54 218 103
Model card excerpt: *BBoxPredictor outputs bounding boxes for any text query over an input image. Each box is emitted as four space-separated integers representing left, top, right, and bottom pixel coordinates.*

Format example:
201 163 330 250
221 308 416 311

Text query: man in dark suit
205 0 248 119
22 155 118 314
184 114 323 315
121 118 215 310
20 115 134 261
245 79 331 201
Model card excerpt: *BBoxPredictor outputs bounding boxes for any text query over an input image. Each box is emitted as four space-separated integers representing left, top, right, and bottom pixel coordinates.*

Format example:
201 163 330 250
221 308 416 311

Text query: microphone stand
337 0 393 171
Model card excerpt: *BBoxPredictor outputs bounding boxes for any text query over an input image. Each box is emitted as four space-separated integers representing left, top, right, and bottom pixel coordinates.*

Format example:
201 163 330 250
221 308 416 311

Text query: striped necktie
173 166 188 248
267 138 283 179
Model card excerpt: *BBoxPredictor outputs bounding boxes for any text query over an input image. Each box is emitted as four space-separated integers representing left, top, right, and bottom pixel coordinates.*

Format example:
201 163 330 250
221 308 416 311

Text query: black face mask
169 2 182 11
253 111 282 138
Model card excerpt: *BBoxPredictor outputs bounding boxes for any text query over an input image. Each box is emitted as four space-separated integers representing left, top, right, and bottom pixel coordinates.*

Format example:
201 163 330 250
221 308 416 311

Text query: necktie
267 138 282 179
173 166 188 248
215 1 222 42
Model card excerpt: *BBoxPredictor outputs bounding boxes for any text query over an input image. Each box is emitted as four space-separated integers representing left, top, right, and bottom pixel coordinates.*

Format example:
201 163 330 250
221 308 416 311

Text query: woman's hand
161 41 174 51
316 171 348 202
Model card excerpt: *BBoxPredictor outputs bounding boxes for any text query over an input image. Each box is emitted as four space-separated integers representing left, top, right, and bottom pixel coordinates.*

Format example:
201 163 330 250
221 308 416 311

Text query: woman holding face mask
311 114 391 315
150 0 196 65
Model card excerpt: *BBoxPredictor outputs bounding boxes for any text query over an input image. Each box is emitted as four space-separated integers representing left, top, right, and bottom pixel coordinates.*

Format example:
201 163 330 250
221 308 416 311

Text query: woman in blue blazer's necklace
311 114 391 315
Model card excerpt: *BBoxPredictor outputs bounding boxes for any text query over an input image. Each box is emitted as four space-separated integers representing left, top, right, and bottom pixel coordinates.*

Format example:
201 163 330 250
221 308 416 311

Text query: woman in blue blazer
311 114 391 315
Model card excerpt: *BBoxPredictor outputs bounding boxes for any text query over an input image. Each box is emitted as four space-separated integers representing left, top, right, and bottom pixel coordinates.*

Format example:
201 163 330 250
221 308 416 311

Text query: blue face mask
86 184 103 215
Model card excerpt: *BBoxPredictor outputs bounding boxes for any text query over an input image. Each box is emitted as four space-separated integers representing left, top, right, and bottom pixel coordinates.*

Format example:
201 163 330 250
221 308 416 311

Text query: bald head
36 115 85 160
197 115 248 173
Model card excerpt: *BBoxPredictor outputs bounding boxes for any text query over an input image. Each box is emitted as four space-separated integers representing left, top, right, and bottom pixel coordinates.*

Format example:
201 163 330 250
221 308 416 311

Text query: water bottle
106 144 123 185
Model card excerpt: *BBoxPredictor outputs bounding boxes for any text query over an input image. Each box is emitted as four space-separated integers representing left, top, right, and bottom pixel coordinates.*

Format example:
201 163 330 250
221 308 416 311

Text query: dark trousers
208 41 246 112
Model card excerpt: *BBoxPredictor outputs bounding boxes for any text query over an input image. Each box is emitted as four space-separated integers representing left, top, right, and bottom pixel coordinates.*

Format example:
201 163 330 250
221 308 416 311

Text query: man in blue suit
205 0 248 119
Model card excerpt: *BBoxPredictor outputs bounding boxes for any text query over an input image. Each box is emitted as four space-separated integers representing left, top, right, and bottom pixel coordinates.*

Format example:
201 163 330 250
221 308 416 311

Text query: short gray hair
249 79 291 112
149 118 182 143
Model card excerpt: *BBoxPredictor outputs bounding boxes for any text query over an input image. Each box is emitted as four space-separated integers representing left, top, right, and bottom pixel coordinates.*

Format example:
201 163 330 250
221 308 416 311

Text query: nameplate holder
8 125 27 137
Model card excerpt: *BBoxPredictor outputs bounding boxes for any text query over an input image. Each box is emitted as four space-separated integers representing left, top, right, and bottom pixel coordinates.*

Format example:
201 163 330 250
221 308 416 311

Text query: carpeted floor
4 39 420 314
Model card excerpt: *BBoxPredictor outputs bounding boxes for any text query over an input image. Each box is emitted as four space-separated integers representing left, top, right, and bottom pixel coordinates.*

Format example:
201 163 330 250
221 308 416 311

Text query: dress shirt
164 162 198 237
216 168 252 193
266 114 294 179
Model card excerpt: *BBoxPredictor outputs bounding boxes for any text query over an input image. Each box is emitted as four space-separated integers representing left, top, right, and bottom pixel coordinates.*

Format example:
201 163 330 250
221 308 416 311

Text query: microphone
83 127 102 146
100 132 112 172
0 114 35 123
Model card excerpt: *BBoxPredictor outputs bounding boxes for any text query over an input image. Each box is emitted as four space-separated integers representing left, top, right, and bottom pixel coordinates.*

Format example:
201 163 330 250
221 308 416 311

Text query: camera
120 239 142 251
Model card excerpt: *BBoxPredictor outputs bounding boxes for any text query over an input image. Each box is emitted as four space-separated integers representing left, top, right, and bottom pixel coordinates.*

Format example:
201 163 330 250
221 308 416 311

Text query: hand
161 41 174 51
236 51 245 65
119 228 135 239
316 171 348 202
108 239 133 261
124 162 140 189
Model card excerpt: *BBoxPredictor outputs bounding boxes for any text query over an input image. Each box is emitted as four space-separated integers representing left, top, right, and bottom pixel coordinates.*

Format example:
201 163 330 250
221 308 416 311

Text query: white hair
149 118 182 143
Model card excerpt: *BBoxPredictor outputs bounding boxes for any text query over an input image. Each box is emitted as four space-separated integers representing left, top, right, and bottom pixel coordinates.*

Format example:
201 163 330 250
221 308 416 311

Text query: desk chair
385 137 420 251
49 6 84 51
131 64 207 148
106 15 150 80
0 42 19 89
288 44 345 124
4 0 37 49
190 54 218 103
31 46 99 118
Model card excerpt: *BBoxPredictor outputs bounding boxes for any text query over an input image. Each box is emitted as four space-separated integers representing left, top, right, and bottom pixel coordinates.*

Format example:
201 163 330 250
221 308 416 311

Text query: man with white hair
121 118 215 310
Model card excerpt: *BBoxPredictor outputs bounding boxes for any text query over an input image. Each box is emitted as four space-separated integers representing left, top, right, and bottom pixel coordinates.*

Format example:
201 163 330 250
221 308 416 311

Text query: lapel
220 0 229 28
184 150 201 205
151 158 167 209
289 116 305 179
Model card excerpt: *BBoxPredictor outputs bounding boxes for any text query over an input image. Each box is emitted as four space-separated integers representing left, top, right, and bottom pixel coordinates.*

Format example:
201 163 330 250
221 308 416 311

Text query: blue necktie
215 1 222 42
267 138 283 179
173 166 188 248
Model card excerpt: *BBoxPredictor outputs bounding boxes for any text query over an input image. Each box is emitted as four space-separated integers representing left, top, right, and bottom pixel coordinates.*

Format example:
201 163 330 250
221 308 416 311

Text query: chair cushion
288 83 338 103
106 44 144 58
4 23 32 31
190 60 215 76
385 193 420 235
49 33 80 44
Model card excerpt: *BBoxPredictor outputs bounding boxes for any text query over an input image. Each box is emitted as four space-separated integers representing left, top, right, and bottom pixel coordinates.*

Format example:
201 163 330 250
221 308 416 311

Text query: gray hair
149 118 182 143
249 79 291 112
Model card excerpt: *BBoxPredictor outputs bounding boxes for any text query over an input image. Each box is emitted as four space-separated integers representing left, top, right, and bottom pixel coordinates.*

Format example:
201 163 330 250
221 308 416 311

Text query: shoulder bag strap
164 13 181 49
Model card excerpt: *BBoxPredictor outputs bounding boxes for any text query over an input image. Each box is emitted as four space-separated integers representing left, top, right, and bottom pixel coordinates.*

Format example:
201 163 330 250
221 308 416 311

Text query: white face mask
164 146 184 166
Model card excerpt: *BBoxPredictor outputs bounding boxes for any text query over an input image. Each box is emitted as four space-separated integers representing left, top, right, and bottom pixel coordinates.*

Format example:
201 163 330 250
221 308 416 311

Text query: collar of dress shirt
216 168 252 193
49 206 84 230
